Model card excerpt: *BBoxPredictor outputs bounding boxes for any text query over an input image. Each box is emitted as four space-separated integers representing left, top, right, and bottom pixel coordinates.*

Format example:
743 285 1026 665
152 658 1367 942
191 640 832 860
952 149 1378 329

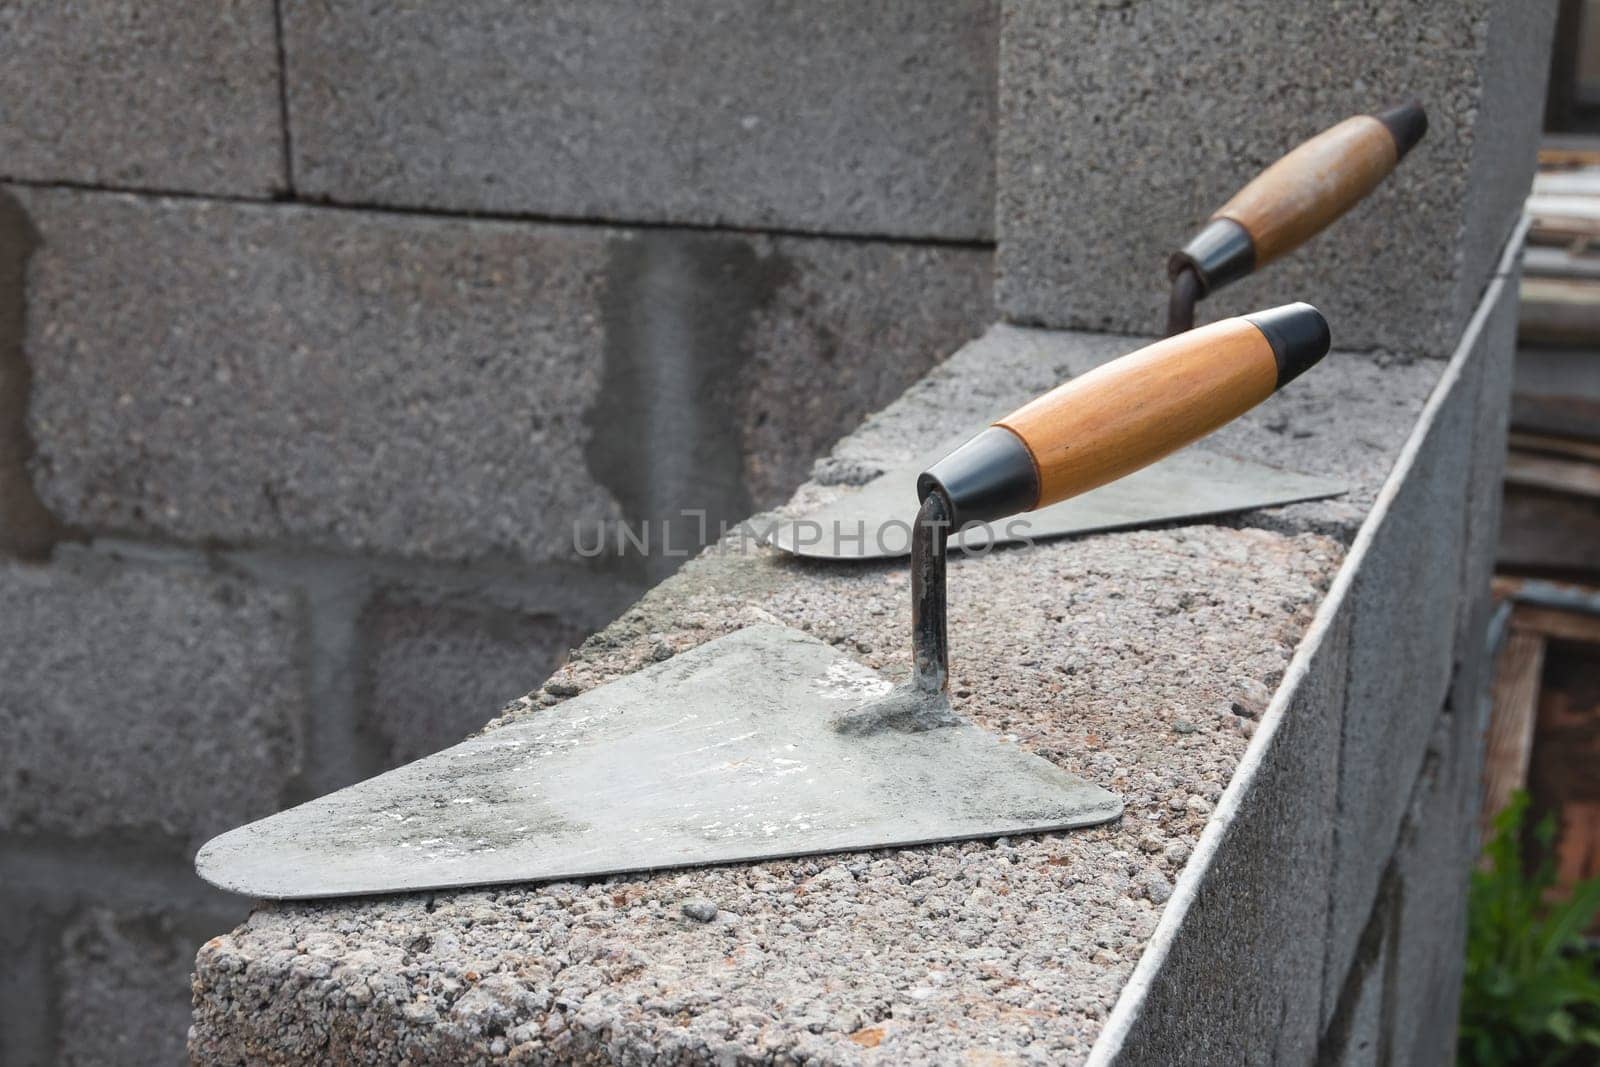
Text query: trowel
196 303 1330 899
770 102 1427 560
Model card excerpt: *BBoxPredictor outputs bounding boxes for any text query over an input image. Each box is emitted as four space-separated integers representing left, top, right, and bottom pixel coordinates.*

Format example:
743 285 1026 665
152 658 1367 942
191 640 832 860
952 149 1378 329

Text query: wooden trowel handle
1170 102 1427 295
918 304 1329 529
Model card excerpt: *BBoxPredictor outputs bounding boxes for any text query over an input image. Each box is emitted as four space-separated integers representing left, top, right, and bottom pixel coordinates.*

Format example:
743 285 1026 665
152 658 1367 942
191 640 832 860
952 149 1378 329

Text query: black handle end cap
1245 303 1331 389
1372 100 1428 161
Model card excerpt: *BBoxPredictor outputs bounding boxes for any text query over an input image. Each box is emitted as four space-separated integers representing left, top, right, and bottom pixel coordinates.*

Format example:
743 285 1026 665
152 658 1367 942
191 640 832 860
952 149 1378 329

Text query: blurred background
0 1 1596 1064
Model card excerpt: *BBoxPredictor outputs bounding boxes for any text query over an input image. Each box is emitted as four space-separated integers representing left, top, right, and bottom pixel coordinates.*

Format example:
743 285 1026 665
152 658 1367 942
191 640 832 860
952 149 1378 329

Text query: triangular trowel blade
196 626 1121 899
769 445 1344 559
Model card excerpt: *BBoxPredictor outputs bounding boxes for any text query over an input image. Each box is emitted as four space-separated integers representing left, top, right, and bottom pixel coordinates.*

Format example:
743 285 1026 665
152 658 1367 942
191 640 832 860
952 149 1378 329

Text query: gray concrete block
0 553 303 849
364 599 584 766
16 187 990 565
1452 269 1519 717
1317 867 1399 1067
17 186 618 564
284 1 998 240
1458 2 1558 334
1321 289 1489 1018
56 908 211 1067
1100 608 1349 1066
0 1 284 196
996 0 1555 356
1388 709 1480 1067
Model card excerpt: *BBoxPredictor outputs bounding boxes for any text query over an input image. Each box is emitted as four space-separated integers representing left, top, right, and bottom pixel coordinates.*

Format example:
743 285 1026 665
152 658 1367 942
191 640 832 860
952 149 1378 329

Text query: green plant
1460 791 1600 1066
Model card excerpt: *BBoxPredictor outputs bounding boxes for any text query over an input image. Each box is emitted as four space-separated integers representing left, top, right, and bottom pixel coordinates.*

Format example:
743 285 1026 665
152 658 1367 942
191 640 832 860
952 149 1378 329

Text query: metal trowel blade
769 444 1344 560
195 625 1121 899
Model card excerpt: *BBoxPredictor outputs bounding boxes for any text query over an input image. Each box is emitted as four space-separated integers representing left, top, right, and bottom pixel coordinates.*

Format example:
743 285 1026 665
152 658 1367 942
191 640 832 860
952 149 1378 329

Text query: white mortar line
1084 227 1521 1065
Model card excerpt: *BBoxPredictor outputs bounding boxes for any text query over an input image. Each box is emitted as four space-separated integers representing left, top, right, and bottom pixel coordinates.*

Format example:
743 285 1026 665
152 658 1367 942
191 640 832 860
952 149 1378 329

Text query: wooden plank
1508 431 1600 464
1512 393 1600 442
1504 449 1600 498
1540 144 1600 168
1527 219 1600 244
1513 604 1600 644
1555 802 1600 895
1521 276 1600 304
1529 194 1600 221
1492 575 1600 602
1481 628 1547 840
1522 245 1600 280
1498 488 1600 580
1520 277 1600 343
1533 169 1600 197
1525 637 1600 907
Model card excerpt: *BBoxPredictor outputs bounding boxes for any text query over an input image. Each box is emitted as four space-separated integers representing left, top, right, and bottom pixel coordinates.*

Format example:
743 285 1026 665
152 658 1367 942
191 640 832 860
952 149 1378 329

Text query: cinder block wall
0 3 996 1063
2 1 1556 1063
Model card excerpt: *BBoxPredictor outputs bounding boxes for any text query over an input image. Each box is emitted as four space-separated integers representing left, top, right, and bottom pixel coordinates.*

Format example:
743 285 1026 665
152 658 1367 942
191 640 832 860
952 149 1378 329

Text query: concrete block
363 599 583 766
55 908 210 1067
1453 270 1519 716
996 0 1556 355
16 187 990 564
1388 709 1481 1067
1100 608 1349 1066
1458 2 1557 328
186 317 1446 1062
0 554 303 849
0 1 284 196
284 1 998 240
1317 867 1399 1067
1321 293 1488 1017
191 518 1349 1064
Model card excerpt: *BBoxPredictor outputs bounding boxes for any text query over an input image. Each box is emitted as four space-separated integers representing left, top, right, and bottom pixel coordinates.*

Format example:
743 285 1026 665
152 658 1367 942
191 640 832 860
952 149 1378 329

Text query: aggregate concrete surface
190 327 1443 1065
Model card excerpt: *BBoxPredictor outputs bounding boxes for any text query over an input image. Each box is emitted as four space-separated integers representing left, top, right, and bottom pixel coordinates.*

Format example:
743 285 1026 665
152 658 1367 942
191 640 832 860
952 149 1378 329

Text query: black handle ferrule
1168 217 1256 297
917 426 1039 529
